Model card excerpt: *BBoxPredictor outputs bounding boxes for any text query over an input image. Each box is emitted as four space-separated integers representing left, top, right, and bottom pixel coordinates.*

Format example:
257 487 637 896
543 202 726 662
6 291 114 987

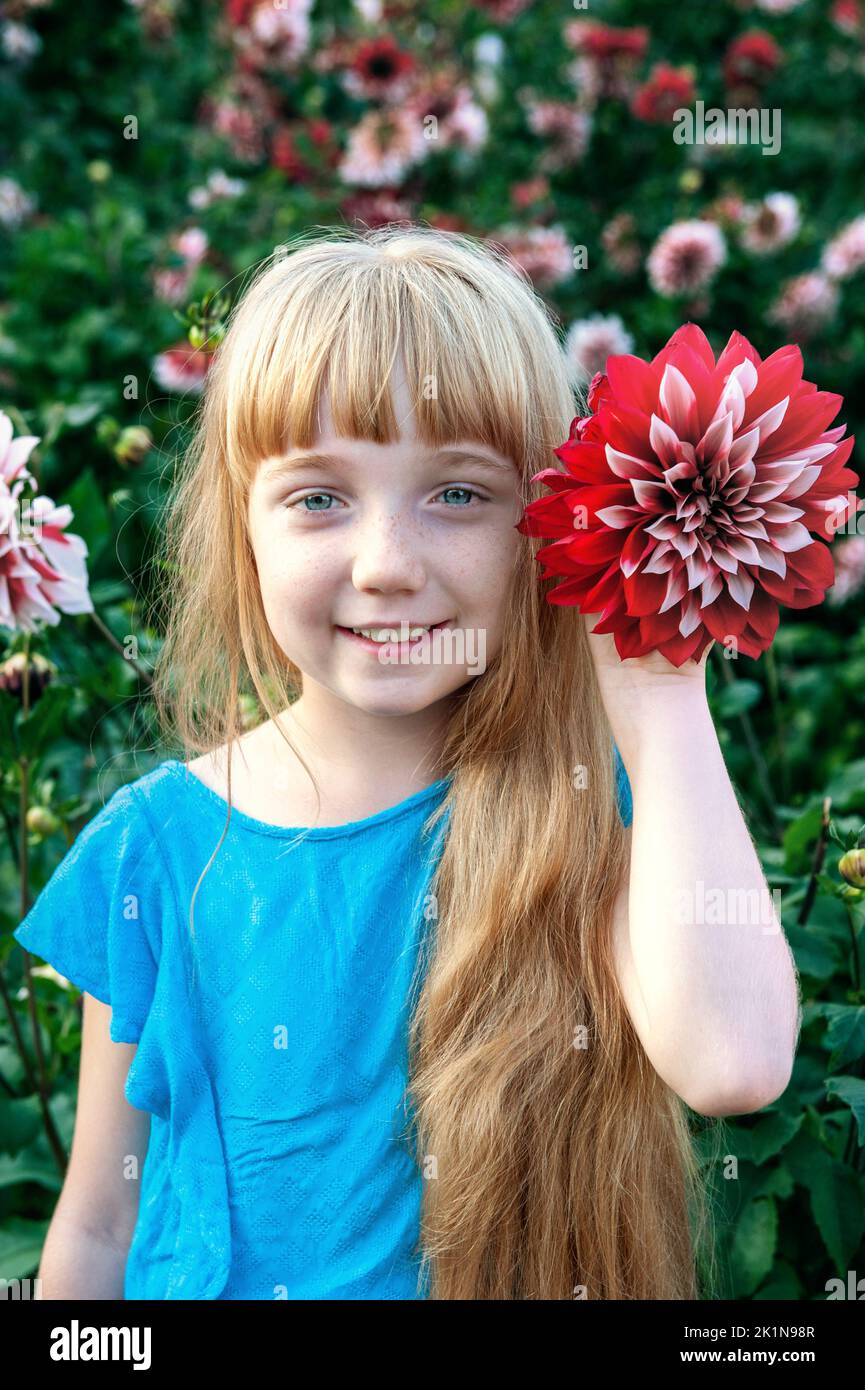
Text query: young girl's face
246 354 524 719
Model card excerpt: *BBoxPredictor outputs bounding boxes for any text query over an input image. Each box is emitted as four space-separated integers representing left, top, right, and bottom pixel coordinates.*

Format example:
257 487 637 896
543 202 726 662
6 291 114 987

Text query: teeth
351 625 432 641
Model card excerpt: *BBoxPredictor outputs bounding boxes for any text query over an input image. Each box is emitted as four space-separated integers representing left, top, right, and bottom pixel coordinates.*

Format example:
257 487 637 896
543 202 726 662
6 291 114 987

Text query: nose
350 509 428 594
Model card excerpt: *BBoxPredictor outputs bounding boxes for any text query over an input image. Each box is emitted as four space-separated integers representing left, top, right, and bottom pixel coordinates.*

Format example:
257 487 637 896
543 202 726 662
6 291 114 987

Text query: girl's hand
582 612 714 685
581 611 714 759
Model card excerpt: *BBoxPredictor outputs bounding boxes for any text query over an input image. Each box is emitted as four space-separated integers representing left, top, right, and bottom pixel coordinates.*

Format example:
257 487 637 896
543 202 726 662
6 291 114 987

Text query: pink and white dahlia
0 412 93 633
516 324 860 665
337 109 427 187
768 272 840 339
647 219 727 297
827 536 865 606
821 215 865 281
739 192 800 254
495 225 574 288
152 342 214 394
565 315 634 387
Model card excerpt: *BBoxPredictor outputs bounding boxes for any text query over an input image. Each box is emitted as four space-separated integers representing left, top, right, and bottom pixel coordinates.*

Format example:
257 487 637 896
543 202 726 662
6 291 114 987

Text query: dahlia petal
605 354 659 414
604 444 659 481
619 523 657 578
781 464 822 500
700 569 724 605
596 505 645 529
696 410 733 465
711 544 739 574
749 395 789 444
725 568 755 609
756 533 789 572
601 402 653 459
644 515 681 540
711 373 747 433
657 323 716 372
723 534 762 564
760 502 805 523
630 478 672 513
700 590 750 639
735 510 768 528
759 439 836 467
678 592 703 637
764 391 842 454
659 363 699 440
739 344 802 424
648 412 682 466
787 539 834 588
641 544 677 575
771 522 813 553
623 569 670 617
670 529 699 557
728 425 761 469
715 333 761 383
659 568 688 613
684 549 710 589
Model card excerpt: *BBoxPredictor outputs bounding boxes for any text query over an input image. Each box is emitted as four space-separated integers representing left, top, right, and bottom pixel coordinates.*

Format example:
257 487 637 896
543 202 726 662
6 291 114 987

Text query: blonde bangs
215 229 574 489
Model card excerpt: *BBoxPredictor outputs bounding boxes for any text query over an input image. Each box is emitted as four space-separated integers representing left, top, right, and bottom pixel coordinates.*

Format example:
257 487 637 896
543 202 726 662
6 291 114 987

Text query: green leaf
716 679 763 718
807 1161 865 1271
826 760 865 813
0 1217 49 1282
746 1111 804 1166
819 1006 865 1068
730 1196 778 1296
57 466 112 565
0 1096 43 1155
824 1075 865 1143
15 682 75 760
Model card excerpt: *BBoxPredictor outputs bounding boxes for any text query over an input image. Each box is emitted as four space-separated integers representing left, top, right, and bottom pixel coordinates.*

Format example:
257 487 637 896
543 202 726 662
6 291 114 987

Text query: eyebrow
261 447 516 481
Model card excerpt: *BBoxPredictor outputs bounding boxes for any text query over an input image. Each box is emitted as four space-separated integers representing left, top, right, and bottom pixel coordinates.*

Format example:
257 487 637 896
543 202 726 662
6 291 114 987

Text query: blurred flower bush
0 0 863 1298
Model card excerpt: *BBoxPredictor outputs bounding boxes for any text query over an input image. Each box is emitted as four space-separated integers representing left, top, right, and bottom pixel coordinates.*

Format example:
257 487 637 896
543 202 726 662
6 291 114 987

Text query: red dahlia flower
516 324 861 665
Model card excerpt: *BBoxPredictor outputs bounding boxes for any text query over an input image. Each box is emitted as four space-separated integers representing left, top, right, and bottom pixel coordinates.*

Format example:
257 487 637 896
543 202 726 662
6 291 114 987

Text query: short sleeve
13 782 163 1043
613 743 633 828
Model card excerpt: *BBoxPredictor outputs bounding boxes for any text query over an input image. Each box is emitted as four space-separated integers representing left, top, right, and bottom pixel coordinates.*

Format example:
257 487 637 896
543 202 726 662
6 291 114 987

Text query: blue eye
293 492 341 512
288 486 487 515
435 486 486 507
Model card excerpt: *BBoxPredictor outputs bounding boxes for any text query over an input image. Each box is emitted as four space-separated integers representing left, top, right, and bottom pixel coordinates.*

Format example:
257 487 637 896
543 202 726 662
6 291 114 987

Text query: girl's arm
597 657 799 1117
36 995 150 1299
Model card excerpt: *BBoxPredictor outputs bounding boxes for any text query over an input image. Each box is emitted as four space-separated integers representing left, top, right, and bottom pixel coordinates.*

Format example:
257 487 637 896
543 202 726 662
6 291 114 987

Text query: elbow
685 1059 795 1118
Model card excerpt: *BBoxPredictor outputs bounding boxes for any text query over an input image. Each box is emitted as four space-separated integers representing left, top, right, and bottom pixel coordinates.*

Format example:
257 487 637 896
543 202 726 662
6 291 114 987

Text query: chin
338 678 462 719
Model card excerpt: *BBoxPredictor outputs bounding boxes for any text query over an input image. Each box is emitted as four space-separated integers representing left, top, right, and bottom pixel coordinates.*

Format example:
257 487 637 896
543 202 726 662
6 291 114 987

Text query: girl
14 224 799 1300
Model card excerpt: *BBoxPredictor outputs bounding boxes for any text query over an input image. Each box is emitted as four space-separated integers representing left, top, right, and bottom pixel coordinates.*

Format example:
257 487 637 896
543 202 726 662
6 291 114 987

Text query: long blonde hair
150 223 721 1300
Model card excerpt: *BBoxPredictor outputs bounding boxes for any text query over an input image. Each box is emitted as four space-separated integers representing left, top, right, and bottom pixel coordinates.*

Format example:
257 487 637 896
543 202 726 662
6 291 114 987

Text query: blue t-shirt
13 748 632 1300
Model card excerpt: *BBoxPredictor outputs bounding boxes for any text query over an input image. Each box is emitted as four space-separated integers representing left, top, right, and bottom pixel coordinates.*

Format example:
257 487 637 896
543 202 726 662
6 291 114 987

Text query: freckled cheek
253 533 338 636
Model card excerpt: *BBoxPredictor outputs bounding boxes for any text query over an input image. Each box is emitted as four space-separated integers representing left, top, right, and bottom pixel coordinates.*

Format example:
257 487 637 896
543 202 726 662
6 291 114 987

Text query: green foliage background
0 0 863 1299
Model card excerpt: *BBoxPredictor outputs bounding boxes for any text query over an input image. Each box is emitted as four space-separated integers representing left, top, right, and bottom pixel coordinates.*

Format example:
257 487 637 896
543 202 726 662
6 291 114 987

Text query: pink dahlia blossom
152 342 214 394
524 100 592 168
827 535 865 606
647 220 727 296
337 109 427 187
821 214 865 281
0 411 93 633
739 192 800 255
495 225 574 288
516 324 861 665
768 272 840 339
564 315 634 387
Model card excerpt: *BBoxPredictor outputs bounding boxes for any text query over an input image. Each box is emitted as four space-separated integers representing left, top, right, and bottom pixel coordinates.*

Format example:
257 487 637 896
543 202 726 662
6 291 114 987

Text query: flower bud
114 426 153 467
839 848 865 888
26 805 62 837
0 651 56 700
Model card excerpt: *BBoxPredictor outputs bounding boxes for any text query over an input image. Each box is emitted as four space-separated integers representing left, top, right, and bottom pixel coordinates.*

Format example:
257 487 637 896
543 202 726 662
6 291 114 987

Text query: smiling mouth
336 621 453 649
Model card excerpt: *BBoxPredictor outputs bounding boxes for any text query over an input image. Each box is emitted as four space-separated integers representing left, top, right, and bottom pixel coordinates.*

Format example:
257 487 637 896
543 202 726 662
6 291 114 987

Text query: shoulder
183 721 271 798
